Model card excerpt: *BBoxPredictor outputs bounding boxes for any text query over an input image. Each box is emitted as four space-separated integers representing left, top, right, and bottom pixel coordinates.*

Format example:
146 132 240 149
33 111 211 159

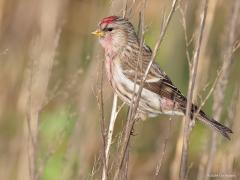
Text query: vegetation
0 0 239 179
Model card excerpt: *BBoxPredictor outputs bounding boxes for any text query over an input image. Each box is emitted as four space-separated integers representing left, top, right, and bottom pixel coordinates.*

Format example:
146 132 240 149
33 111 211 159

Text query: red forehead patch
100 16 119 25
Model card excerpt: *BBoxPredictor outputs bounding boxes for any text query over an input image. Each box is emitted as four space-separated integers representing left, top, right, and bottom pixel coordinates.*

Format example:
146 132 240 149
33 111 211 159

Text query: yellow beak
91 29 104 37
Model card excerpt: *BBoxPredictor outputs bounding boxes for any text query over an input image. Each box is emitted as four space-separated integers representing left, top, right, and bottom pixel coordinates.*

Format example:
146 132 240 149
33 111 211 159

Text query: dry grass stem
1 0 239 179
233 40 240 52
204 0 240 178
102 93 118 180
155 118 172 179
193 0 218 102
154 140 167 179
113 0 178 179
180 0 209 179
123 0 129 18
193 67 223 120
97 60 107 180
21 1 65 179
113 1 147 179
179 3 192 69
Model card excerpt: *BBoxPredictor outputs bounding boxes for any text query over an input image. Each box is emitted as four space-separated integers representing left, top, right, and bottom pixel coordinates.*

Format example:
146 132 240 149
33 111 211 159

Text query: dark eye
107 27 113 31
103 27 113 32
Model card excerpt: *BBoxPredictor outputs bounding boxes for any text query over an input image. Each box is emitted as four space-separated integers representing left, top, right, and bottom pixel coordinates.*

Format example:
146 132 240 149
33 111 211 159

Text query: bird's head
92 16 137 54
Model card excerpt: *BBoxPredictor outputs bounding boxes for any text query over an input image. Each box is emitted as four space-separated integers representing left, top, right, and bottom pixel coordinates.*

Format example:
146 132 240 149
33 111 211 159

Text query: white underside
109 59 184 117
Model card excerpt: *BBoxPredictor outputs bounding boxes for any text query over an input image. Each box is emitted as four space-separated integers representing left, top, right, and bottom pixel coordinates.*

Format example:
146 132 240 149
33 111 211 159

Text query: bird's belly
106 60 183 116
109 62 161 114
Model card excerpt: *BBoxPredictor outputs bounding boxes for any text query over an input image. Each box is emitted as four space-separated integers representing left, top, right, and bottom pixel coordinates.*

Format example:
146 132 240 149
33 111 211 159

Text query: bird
91 15 232 139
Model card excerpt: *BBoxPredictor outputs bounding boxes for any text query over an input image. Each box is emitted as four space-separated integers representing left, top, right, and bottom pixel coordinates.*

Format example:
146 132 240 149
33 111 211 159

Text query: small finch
92 16 232 139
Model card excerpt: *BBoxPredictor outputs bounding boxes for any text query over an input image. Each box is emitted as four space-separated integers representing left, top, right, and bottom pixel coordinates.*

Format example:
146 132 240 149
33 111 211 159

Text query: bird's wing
121 45 186 105
143 71 187 105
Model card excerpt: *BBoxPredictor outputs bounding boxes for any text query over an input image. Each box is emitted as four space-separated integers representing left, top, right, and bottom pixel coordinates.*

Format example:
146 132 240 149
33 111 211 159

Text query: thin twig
233 39 240 53
179 3 192 69
113 0 178 179
123 0 129 18
102 93 118 180
137 12 142 38
98 60 107 180
155 140 167 179
114 1 147 179
155 118 172 179
179 0 208 179
193 67 223 119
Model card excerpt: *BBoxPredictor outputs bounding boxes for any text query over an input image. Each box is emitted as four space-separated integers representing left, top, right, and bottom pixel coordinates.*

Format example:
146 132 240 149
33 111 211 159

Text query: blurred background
0 0 239 179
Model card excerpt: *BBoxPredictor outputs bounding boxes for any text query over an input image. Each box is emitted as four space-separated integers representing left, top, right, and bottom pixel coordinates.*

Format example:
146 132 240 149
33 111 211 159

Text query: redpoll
92 16 232 139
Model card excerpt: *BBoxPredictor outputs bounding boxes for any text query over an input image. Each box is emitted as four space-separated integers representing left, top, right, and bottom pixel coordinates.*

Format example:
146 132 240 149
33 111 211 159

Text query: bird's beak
91 29 104 37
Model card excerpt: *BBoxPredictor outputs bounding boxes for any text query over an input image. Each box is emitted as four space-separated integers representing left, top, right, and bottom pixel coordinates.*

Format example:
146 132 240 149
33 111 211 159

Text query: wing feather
121 44 187 107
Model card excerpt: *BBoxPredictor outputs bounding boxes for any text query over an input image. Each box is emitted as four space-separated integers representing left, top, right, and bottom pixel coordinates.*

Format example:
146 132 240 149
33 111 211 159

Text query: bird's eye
103 27 113 32
107 27 113 31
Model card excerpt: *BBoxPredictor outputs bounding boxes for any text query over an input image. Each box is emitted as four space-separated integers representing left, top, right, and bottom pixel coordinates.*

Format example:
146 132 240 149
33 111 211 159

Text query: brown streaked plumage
92 16 232 139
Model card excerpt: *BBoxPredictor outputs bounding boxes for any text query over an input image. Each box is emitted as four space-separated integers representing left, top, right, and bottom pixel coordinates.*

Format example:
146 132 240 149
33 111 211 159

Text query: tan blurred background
0 0 239 179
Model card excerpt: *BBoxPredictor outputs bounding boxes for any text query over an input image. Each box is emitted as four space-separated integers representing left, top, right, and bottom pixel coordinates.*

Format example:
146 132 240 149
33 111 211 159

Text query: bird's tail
196 110 233 140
